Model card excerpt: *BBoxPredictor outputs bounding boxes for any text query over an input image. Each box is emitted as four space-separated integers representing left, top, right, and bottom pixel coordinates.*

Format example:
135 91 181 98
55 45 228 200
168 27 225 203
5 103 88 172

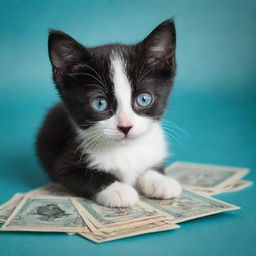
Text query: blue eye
136 93 152 107
92 97 108 112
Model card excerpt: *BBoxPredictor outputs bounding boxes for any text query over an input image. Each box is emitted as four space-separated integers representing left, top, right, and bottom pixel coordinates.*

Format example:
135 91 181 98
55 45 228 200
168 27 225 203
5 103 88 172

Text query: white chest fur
85 123 169 185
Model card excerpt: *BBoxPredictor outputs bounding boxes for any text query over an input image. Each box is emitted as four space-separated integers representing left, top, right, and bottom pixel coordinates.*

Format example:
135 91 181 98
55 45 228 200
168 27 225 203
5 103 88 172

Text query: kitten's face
48 19 176 143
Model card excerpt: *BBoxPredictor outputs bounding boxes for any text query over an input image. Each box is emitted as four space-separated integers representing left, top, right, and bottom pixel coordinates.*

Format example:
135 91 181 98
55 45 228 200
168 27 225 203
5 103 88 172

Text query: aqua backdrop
0 1 255 255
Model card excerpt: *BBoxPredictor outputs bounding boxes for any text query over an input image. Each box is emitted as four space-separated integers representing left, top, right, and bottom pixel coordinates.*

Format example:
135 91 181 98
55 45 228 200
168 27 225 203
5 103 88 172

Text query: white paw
138 170 182 199
95 181 139 207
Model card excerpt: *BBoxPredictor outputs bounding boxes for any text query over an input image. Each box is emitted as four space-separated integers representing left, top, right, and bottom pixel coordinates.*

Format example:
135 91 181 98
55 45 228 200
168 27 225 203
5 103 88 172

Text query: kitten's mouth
120 132 143 141
108 133 135 142
119 136 134 144
115 135 132 141
122 135 132 140
105 129 147 142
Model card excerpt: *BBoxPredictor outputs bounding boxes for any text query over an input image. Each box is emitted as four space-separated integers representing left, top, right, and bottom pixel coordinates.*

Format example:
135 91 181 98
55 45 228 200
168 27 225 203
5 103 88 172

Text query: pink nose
117 126 132 135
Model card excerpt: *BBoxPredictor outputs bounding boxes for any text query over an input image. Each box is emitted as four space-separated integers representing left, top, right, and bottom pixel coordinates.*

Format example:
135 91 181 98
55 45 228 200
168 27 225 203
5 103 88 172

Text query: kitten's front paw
95 181 139 207
138 170 182 199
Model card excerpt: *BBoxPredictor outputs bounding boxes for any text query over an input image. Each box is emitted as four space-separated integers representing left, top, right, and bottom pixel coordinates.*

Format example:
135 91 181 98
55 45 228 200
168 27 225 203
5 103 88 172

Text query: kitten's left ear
48 30 89 73
141 19 176 68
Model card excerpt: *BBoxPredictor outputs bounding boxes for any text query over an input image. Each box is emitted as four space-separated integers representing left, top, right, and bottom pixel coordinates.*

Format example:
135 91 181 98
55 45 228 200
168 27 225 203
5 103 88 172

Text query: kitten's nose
117 126 132 135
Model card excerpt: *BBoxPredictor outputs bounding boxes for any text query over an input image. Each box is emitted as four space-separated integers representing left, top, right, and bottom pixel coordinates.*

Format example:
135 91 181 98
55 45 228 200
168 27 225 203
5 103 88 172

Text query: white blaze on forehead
110 52 133 124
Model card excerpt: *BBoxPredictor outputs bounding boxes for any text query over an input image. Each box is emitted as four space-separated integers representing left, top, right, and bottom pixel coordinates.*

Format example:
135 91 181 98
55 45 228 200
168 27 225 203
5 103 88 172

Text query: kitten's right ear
48 30 88 73
140 19 176 68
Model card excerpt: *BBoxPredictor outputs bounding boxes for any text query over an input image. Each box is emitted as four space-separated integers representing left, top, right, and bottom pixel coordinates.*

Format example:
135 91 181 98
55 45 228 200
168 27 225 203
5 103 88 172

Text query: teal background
0 0 255 255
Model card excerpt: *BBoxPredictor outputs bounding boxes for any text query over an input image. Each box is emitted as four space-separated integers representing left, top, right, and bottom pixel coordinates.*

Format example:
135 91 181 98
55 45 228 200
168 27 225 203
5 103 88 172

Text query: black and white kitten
36 19 182 207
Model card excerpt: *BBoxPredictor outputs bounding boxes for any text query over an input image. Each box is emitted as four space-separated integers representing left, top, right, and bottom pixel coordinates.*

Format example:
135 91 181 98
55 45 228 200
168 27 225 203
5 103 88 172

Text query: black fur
36 19 176 200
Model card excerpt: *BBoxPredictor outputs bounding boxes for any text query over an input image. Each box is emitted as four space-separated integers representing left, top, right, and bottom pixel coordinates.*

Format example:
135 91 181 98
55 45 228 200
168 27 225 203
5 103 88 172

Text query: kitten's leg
95 181 139 208
138 169 182 199
54 154 138 207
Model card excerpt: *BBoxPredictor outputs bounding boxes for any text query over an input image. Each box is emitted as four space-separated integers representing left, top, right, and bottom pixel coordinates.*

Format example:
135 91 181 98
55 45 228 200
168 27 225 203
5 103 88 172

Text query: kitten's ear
141 19 176 68
48 30 88 72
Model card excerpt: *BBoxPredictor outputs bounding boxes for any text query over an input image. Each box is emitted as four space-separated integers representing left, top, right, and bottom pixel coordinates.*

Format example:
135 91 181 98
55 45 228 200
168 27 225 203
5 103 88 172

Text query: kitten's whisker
94 138 102 152
72 63 106 86
85 65 105 86
70 72 106 88
136 62 146 83
139 66 153 81
161 119 190 136
78 129 119 148
148 116 189 136
161 126 183 139
137 67 153 86
82 84 106 91
148 116 162 121
79 130 101 140
81 129 100 135
163 129 186 151
79 134 104 160
74 131 101 155
103 129 118 133
104 133 120 137
80 120 97 124
96 135 107 152
163 124 190 137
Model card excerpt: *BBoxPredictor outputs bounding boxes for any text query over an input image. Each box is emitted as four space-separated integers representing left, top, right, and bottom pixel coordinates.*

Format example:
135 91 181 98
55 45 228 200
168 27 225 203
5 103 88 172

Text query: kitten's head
48 19 176 143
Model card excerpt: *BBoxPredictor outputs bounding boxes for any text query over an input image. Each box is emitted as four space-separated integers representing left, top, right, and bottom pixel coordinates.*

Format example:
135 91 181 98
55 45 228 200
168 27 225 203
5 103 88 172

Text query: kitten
36 19 182 207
